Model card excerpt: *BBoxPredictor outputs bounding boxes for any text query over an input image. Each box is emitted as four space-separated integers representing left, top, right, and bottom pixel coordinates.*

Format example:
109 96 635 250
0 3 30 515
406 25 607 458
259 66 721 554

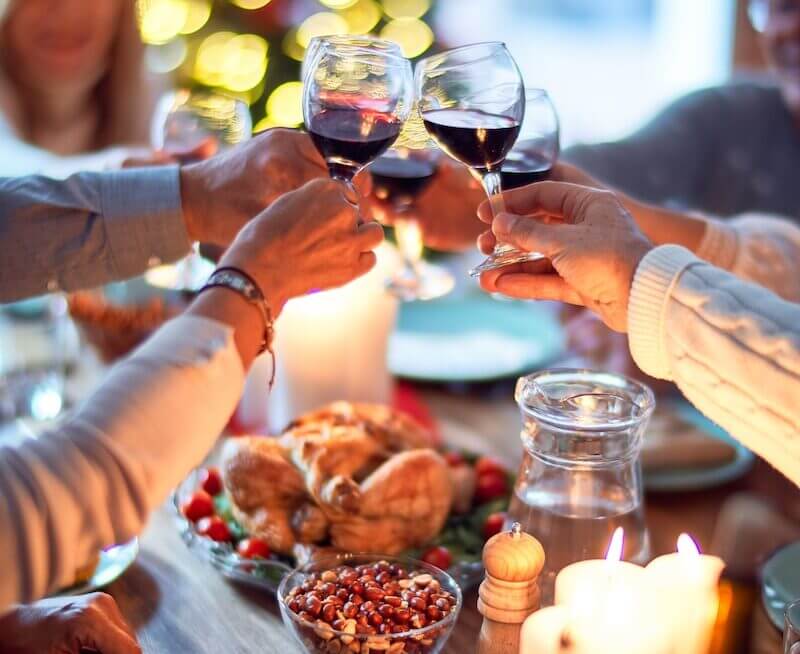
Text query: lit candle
645 534 724 654
519 605 571 653
253 244 400 430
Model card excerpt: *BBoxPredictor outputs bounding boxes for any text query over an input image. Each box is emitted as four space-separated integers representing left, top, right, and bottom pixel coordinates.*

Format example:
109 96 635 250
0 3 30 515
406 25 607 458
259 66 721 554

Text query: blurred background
136 0 763 146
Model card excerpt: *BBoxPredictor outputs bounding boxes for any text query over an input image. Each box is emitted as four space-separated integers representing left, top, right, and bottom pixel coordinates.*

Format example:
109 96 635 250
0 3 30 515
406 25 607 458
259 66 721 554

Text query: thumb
492 212 567 258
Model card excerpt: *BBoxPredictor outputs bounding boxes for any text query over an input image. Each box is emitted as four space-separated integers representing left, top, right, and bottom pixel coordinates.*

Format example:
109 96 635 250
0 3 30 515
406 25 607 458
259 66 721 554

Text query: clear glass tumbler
785 599 800 654
509 369 655 603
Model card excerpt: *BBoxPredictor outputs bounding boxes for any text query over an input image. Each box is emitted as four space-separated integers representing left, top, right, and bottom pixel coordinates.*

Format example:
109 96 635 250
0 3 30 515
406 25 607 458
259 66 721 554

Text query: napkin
642 406 737 471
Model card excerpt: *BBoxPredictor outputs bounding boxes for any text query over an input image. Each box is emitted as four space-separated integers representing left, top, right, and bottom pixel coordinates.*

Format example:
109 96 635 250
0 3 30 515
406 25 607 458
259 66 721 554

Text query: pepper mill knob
477 523 545 654
483 522 545 583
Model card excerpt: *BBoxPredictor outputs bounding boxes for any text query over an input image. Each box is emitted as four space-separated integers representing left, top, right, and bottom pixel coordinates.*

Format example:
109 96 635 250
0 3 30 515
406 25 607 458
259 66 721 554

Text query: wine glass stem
394 211 423 276
479 170 513 256
330 170 363 223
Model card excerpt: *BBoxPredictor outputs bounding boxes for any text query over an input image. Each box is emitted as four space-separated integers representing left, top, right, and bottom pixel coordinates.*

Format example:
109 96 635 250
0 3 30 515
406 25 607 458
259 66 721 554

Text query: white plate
55 539 139 596
762 541 800 630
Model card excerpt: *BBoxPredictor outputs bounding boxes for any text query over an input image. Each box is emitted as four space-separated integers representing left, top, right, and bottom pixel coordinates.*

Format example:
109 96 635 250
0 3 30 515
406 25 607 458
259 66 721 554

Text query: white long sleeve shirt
629 216 800 486
0 316 246 608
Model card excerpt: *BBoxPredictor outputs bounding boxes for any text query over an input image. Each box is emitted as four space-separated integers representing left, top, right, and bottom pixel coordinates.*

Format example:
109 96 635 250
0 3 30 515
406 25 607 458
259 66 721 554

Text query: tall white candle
645 533 724 654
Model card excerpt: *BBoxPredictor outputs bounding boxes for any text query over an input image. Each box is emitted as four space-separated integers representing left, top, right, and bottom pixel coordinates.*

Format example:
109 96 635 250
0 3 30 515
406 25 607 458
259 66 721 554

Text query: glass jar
508 369 655 604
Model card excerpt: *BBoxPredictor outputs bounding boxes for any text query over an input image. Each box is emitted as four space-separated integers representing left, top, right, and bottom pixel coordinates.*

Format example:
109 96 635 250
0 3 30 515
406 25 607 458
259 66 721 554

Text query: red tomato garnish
483 512 507 540
200 467 223 496
421 546 453 571
237 537 271 559
474 470 509 504
196 516 231 542
182 490 214 522
474 457 507 478
443 451 465 467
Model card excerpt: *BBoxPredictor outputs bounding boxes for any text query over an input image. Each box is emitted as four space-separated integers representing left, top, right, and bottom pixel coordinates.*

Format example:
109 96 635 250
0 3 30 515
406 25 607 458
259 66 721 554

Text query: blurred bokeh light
297 12 350 48
230 0 273 9
340 0 382 34
139 0 189 45
380 0 430 19
266 81 305 126
180 0 212 34
380 17 434 57
194 32 269 92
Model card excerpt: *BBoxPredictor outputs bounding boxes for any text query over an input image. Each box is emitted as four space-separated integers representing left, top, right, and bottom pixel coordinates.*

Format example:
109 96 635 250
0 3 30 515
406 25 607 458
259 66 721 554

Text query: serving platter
173 450 512 593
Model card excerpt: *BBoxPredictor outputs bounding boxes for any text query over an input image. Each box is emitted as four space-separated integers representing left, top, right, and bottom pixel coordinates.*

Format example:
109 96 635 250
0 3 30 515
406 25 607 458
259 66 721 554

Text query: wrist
179 163 209 243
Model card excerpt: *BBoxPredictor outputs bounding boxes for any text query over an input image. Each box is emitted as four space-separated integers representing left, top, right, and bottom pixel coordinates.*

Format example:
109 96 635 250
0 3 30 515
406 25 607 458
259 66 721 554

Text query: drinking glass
301 34 403 86
415 42 532 276
500 88 560 191
303 40 414 213
147 90 252 291
509 369 655 604
371 148 455 301
785 599 800 654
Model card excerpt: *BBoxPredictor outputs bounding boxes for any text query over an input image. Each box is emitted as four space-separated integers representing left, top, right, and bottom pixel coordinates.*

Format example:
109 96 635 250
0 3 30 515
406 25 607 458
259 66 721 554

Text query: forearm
0 311 247 607
628 246 800 485
0 167 190 302
621 195 707 252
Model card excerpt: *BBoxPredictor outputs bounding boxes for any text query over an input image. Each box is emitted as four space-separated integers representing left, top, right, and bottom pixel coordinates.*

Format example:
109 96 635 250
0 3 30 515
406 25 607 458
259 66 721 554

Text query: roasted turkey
221 403 453 556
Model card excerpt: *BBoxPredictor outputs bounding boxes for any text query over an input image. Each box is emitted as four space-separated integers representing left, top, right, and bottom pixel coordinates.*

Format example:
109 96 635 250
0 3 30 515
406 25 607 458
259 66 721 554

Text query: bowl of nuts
278 554 463 654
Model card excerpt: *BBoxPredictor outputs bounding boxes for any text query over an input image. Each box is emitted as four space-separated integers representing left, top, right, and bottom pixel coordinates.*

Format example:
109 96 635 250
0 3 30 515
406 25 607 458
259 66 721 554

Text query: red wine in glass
370 155 436 205
421 108 521 172
308 108 402 182
500 139 553 190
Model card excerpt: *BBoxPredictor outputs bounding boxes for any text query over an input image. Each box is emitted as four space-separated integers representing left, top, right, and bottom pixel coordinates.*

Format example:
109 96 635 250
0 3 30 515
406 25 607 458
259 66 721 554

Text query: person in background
0 0 163 177
476 181 800 488
0 177 384 652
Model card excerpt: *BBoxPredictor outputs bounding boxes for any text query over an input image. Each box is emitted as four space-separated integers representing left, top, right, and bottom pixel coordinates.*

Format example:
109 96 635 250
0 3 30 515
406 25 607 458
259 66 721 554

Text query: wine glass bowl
302 34 403 85
415 42 539 275
501 88 560 190
278 553 463 654
147 89 252 291
303 41 414 202
371 148 455 301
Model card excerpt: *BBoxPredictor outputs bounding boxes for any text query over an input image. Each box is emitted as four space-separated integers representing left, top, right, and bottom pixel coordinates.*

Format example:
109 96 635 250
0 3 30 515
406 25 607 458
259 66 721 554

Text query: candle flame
605 527 624 562
677 532 701 557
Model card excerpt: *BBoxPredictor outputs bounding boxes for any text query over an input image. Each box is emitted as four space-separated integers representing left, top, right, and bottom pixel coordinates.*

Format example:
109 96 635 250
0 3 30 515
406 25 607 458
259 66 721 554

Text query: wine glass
370 148 455 301
147 90 252 292
415 42 534 276
301 34 403 86
302 40 414 213
786 599 800 654
500 88 559 190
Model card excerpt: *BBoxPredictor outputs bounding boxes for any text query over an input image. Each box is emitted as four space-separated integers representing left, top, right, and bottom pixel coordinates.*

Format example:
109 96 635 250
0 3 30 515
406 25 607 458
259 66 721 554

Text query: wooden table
107 387 800 653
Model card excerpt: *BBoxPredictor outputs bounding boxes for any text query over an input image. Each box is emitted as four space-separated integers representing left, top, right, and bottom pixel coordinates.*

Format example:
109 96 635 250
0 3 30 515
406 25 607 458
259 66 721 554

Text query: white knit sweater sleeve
695 213 800 302
0 315 247 608
629 245 800 485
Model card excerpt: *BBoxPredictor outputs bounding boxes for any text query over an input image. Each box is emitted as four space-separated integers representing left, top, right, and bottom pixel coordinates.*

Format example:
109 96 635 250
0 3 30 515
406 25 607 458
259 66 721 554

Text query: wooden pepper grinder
477 522 545 654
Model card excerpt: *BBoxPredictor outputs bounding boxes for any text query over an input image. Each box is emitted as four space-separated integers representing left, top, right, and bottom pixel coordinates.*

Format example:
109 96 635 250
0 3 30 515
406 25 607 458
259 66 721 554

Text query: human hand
179 128 327 247
0 592 140 654
367 157 485 252
477 182 653 332
219 178 384 314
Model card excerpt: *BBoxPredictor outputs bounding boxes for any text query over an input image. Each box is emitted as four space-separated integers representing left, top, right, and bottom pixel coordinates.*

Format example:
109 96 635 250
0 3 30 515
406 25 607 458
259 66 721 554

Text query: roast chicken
221 403 454 556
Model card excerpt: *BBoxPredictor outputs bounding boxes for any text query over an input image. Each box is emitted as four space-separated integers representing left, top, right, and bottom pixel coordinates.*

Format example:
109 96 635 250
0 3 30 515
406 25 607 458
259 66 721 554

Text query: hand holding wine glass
415 42 532 275
302 38 413 214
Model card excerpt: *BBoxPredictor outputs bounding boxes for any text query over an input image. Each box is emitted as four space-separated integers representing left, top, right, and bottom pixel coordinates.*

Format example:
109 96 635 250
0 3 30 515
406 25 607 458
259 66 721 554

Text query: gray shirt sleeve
0 166 191 302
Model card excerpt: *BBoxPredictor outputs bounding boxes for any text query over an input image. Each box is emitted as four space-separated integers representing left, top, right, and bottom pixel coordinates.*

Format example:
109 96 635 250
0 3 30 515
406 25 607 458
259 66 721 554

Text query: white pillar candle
645 533 724 654
265 244 400 430
519 606 571 654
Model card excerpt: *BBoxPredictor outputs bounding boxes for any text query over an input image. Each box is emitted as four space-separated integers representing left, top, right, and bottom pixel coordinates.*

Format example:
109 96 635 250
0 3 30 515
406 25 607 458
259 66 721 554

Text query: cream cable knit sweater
629 215 800 485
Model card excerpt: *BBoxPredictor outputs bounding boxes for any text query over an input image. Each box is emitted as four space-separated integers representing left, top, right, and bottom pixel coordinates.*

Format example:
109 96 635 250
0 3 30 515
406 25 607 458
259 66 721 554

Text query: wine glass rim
308 34 402 50
313 44 411 68
524 87 550 99
416 40 509 66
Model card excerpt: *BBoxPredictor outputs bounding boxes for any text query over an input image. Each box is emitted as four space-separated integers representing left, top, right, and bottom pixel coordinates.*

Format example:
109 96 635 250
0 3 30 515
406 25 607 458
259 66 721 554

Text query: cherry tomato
443 451 465 467
421 546 453 571
181 490 214 522
474 457 507 478
196 516 231 542
474 470 509 504
483 512 507 540
237 537 271 559
200 467 223 496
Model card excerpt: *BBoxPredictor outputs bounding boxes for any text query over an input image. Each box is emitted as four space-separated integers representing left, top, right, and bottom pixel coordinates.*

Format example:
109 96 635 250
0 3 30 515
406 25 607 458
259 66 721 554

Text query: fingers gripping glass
148 90 252 291
415 42 538 276
302 40 414 216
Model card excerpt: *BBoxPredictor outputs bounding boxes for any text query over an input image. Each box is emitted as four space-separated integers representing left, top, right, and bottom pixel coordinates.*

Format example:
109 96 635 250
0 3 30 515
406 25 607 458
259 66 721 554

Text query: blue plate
762 541 800 630
644 402 755 492
388 293 565 382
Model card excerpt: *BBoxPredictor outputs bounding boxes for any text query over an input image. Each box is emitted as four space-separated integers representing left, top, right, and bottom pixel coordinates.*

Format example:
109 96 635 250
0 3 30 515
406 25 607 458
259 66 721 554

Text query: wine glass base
468 249 546 277
386 261 455 302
